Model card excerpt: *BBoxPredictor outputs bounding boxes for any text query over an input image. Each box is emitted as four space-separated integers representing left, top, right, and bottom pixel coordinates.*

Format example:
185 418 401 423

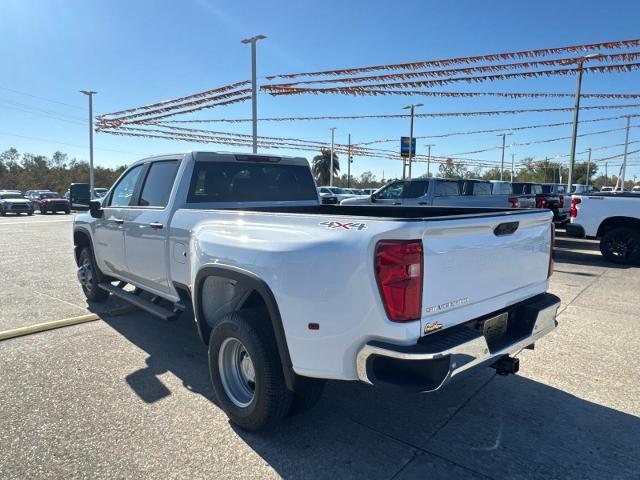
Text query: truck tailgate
420 211 552 335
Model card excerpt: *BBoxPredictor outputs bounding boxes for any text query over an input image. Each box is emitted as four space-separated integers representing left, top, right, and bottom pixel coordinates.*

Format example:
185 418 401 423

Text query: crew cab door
93 164 144 277
123 159 180 296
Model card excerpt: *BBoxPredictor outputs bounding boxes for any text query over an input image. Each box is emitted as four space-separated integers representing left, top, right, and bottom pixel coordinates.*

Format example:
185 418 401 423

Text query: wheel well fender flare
597 216 640 237
193 265 295 391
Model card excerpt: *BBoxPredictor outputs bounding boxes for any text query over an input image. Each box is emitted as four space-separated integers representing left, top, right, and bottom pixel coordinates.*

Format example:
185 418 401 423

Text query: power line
0 86 84 110
0 131 142 156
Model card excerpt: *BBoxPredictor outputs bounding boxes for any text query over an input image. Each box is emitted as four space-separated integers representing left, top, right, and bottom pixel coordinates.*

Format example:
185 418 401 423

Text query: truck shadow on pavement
98 310 640 479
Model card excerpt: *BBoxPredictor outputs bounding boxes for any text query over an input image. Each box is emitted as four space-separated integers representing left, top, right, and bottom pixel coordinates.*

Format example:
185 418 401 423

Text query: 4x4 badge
319 221 367 231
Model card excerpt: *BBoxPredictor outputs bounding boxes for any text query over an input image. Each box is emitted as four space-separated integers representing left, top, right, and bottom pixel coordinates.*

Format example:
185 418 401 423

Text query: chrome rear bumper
356 293 560 392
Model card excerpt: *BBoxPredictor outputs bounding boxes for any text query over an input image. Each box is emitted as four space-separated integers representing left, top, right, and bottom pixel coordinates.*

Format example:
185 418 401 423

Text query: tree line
0 148 127 195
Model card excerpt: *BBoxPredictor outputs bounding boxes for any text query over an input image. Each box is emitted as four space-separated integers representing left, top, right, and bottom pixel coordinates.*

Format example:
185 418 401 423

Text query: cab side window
137 160 179 207
108 165 143 207
403 181 429 199
376 181 405 199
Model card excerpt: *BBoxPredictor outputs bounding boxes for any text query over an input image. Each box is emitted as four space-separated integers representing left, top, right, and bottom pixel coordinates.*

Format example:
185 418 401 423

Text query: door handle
418 202 428 205
113 218 124 224
392 202 401 205
149 222 164 229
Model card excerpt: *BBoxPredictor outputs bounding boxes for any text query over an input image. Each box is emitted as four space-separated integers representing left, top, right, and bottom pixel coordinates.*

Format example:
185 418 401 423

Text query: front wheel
600 227 640 264
77 247 109 302
39 208 47 214
208 310 292 431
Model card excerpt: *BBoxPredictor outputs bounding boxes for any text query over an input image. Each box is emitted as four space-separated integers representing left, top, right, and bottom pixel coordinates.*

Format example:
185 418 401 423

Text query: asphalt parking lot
0 214 638 479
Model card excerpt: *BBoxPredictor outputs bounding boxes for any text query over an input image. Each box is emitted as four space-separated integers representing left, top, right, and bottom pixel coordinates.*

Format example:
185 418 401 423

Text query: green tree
312 148 339 186
438 158 467 179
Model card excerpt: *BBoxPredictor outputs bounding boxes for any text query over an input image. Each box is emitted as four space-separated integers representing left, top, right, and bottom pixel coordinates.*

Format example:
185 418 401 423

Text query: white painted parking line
0 218 74 226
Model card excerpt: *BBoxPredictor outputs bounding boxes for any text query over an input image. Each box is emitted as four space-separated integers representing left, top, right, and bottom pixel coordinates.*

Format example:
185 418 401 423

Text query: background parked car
317 186 356 202
32 192 71 214
0 192 33 216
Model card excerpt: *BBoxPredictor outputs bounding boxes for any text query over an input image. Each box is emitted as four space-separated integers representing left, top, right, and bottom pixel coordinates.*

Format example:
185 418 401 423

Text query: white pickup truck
566 192 640 264
73 151 560 431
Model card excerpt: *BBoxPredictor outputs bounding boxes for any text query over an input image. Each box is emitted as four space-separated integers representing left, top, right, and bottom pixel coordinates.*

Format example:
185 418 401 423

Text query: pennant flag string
265 51 640 87
264 38 640 80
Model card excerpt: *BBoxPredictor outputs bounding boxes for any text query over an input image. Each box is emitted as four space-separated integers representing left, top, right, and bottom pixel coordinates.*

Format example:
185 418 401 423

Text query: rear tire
78 247 109 302
600 227 640 265
208 309 292 431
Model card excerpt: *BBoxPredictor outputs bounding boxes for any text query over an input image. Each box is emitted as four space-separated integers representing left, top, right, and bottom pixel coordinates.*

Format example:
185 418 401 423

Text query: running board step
98 283 178 321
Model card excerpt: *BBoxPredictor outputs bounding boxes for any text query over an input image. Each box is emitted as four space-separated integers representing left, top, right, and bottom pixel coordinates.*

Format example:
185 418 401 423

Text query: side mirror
89 200 103 219
370 193 377 203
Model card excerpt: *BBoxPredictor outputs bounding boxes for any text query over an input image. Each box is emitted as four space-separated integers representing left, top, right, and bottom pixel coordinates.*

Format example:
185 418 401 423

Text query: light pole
347 133 352 188
586 147 592 186
620 115 631 191
80 90 96 198
241 34 266 154
511 152 515 182
403 103 423 178
425 144 435 177
329 127 336 186
497 133 512 181
566 53 600 191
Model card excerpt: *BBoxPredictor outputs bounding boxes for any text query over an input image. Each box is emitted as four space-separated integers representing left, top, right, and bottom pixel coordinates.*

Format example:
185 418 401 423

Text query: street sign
400 137 416 158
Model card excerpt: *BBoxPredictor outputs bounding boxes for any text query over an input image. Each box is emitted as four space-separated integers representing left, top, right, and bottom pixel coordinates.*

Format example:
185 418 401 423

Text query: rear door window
435 181 460 196
138 160 179 207
531 184 543 195
471 182 492 195
188 161 318 203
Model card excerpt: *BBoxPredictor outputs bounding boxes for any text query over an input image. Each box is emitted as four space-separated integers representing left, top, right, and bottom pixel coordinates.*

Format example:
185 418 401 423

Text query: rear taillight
374 240 423 322
558 195 564 208
570 197 581 218
535 195 547 209
548 226 555 278
508 196 519 208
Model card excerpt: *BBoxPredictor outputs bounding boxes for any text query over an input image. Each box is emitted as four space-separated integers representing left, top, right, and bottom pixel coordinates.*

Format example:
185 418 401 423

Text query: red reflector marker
374 240 423 322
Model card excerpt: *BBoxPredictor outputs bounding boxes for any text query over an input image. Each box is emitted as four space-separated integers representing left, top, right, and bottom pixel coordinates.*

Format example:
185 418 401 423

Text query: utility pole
80 90 96 198
241 34 266 154
605 162 608 186
567 53 599 191
544 157 548 183
621 115 631 191
425 144 435 177
586 147 592 186
403 103 423 179
497 133 512 180
510 153 515 182
347 134 352 188
329 127 336 186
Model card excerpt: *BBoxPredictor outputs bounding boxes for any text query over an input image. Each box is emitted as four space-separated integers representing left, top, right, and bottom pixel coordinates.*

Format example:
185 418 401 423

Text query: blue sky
1 0 640 182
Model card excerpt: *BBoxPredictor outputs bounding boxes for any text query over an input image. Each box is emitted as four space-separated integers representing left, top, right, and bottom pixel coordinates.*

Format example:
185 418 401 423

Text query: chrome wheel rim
77 257 94 292
218 338 256 408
